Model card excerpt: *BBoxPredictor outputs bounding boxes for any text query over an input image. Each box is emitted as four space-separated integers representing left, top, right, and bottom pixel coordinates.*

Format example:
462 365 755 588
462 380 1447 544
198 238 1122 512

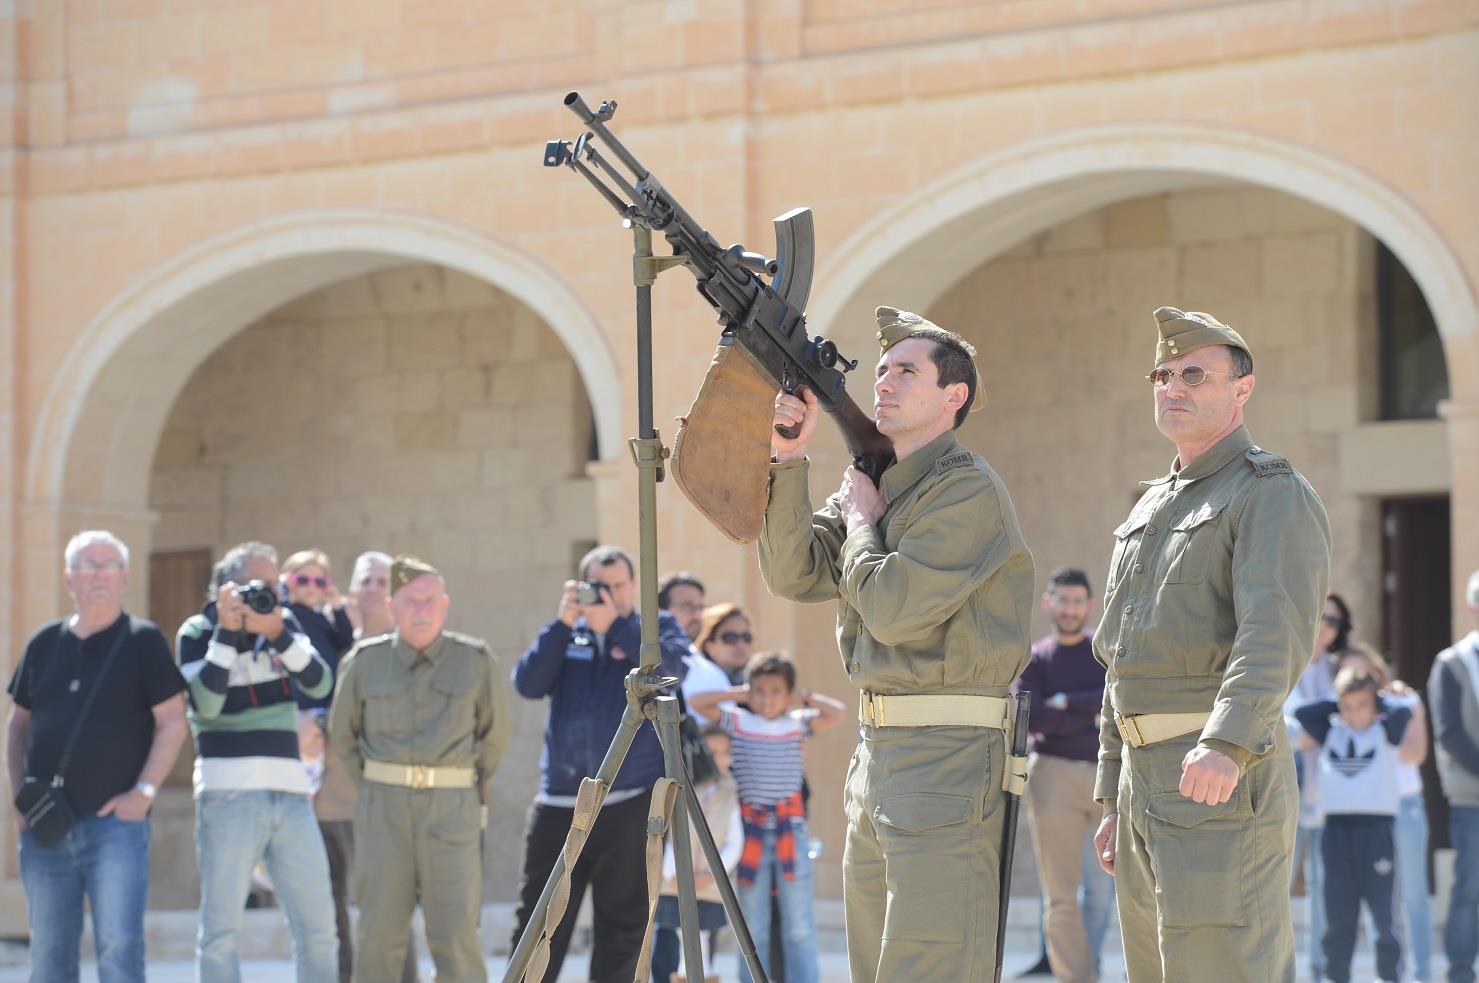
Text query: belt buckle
1115 714 1145 748
409 765 431 790
861 692 881 727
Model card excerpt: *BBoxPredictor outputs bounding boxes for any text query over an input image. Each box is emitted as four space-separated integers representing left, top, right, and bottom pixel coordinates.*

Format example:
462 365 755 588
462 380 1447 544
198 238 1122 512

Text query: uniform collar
394 631 446 669
881 429 961 504
1149 425 1253 486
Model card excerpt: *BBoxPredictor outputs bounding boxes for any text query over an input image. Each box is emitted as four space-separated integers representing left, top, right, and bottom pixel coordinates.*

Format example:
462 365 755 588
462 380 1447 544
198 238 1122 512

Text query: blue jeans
1448 805 1479 983
1079 826 1116 969
19 813 149 983
1293 825 1326 977
1394 793 1432 980
195 789 338 983
737 819 818 983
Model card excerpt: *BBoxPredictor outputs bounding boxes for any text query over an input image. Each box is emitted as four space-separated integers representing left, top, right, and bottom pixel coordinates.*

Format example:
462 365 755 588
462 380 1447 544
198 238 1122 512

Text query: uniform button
1116 646 1125 657
848 661 860 673
1133 563 1144 574
1124 604 1134 615
1145 525 1156 536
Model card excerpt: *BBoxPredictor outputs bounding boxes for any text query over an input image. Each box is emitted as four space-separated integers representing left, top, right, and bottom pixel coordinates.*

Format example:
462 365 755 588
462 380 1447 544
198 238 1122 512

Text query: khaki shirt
759 429 1035 697
328 630 511 784
1093 426 1331 805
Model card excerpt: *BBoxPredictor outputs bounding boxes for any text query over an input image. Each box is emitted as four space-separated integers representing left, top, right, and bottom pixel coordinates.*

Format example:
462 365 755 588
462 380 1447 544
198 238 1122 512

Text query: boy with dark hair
1295 667 1412 983
687 653 845 983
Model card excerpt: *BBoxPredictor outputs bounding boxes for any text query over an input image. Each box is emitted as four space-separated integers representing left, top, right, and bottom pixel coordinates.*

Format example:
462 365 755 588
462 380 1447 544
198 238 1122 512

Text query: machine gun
545 92 895 483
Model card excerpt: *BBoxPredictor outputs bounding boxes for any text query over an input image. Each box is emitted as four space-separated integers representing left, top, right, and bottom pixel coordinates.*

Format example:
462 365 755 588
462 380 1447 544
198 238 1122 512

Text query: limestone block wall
149 264 597 903
928 186 1386 641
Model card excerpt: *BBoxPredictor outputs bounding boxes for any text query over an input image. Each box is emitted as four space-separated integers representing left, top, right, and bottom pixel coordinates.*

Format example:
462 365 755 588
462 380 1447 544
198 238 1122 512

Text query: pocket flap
874 792 973 832
1113 514 1151 539
1145 789 1240 829
431 660 476 695
1171 503 1225 531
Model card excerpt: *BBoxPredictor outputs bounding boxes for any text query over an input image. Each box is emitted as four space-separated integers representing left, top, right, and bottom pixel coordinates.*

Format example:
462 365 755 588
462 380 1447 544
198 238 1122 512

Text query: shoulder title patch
1247 449 1293 477
935 451 974 474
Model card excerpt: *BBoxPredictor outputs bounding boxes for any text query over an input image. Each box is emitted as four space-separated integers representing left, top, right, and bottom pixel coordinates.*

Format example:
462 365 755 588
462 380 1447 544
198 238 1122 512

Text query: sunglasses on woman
719 630 753 644
294 575 328 588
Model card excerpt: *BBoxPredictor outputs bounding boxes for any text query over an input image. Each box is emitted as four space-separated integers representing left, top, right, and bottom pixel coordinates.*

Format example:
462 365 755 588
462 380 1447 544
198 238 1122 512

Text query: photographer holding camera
177 541 338 982
510 545 690 983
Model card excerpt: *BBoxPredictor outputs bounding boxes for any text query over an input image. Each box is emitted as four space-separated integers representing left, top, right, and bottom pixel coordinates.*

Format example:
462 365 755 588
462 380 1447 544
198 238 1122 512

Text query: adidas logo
1328 737 1376 778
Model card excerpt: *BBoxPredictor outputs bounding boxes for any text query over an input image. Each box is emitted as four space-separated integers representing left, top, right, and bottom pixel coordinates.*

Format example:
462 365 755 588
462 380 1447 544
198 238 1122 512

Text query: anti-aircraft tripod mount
500 92 778 983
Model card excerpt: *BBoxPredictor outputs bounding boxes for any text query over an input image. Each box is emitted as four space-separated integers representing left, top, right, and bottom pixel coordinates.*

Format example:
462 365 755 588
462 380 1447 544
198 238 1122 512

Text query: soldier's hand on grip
772 387 819 462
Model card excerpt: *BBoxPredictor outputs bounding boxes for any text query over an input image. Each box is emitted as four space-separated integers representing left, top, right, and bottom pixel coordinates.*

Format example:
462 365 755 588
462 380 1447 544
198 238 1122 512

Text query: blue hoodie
513 609 689 796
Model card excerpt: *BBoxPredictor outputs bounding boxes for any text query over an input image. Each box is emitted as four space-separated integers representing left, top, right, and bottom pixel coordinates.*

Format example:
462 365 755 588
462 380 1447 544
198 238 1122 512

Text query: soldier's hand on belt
838 466 884 533
1094 812 1117 875
557 581 582 627
1178 745 1239 805
772 387 818 462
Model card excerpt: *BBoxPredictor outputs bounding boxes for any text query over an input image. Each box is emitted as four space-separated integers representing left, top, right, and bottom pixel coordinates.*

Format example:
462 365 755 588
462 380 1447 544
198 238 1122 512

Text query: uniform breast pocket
363 685 410 740
431 662 478 733
1107 514 1150 593
1163 503 1225 585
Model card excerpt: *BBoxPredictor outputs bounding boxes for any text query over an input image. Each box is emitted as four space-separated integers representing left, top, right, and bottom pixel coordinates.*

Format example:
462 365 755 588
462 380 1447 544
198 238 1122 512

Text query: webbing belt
632 778 678 983
520 777 607 983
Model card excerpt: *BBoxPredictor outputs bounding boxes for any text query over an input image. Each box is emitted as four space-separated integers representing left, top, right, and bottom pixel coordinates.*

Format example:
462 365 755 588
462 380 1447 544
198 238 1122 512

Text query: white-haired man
6 530 189 982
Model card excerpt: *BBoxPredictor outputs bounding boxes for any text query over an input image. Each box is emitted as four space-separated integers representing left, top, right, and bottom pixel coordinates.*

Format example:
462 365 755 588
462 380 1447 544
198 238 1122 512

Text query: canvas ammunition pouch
671 343 778 545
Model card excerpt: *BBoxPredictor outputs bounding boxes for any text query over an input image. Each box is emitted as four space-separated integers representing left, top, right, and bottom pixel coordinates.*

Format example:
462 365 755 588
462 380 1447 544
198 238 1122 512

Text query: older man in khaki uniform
329 556 510 983
1091 308 1330 983
762 307 1035 983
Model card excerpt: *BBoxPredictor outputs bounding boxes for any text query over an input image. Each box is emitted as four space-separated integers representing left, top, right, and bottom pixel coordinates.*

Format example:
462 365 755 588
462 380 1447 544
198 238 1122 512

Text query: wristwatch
134 782 158 800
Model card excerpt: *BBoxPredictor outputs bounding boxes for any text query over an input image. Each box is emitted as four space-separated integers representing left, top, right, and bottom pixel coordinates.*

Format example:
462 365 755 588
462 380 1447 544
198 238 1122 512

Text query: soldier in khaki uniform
328 556 511 983
1091 308 1331 983
761 306 1035 983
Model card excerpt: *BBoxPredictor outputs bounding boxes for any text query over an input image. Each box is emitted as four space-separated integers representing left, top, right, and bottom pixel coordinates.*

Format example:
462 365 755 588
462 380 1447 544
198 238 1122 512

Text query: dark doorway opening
1381 497 1452 853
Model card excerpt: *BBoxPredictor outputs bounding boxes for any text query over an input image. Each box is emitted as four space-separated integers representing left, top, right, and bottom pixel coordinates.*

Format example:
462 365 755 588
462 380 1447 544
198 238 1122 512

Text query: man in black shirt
6 530 188 983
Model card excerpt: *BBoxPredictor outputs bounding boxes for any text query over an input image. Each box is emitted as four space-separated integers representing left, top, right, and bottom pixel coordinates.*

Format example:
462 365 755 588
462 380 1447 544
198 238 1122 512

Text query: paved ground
0 897 1443 980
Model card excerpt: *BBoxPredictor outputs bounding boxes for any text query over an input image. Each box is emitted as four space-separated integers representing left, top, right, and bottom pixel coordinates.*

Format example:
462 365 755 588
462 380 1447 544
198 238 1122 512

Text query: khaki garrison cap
1153 306 1253 369
874 306 985 413
390 554 441 594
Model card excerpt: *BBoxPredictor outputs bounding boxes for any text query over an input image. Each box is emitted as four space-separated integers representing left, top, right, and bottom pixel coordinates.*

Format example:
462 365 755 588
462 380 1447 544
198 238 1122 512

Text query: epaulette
1246 446 1293 477
935 451 975 475
444 629 491 651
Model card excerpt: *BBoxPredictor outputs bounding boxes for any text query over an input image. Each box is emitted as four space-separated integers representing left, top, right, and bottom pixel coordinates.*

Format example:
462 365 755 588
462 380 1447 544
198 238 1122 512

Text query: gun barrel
565 91 651 183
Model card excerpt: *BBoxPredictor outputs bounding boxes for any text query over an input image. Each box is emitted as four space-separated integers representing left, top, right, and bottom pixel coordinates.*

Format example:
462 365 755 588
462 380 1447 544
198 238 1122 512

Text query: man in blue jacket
510 545 689 983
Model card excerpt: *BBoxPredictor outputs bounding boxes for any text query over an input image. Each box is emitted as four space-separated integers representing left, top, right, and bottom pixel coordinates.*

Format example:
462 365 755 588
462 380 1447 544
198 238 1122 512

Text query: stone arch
26 209 622 511
807 123 1475 400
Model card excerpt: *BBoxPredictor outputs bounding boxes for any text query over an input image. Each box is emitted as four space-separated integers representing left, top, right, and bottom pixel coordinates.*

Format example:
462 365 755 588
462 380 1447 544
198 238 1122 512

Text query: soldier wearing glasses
1091 308 1330 982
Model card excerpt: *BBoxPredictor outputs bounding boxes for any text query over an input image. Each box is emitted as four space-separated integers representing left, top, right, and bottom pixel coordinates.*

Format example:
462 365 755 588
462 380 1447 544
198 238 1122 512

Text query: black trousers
1321 814 1401 983
511 790 653 983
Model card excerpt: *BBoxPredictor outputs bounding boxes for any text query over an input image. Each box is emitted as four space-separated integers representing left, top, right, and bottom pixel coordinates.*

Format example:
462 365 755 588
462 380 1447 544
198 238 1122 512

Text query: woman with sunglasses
281 549 355 711
695 603 756 686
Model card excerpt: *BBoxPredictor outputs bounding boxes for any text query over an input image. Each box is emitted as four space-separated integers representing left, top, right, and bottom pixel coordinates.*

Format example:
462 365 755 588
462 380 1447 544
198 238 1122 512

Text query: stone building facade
1 0 1474 925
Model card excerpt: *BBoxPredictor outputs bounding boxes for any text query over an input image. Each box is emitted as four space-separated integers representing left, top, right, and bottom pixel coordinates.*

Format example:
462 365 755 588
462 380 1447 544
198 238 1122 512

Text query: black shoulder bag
14 619 131 848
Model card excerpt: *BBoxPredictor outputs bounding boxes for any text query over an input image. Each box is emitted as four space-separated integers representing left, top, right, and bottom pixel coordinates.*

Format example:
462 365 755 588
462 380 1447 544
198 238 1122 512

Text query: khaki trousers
843 725 1006 983
1114 731 1297 983
353 783 485 983
1024 753 1099 983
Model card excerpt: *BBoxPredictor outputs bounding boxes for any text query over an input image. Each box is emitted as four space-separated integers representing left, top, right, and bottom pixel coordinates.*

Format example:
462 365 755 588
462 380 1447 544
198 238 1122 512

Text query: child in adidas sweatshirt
1296 666 1413 983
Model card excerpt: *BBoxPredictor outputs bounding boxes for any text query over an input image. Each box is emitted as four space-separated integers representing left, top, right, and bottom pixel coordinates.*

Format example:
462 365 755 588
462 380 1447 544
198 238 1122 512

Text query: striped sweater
177 602 332 797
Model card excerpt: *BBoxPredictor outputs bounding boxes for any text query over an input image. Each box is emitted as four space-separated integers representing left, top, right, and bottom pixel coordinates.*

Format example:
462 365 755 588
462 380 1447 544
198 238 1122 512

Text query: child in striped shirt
688 651 845 983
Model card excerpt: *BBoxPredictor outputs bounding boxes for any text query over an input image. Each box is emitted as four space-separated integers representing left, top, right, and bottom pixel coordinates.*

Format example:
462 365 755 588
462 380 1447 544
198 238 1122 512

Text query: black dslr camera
234 579 279 615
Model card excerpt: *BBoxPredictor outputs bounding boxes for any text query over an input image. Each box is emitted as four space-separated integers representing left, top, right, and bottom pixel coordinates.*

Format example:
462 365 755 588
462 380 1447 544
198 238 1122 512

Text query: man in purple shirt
1016 567 1115 983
